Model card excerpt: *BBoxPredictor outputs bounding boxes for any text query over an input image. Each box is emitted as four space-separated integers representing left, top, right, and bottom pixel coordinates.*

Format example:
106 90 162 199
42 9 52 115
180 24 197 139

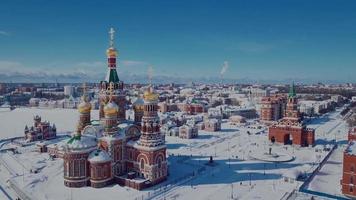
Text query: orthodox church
61 28 168 190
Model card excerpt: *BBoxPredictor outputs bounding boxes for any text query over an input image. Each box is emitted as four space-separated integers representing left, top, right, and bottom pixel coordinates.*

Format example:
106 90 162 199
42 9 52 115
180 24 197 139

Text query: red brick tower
98 82 125 178
77 83 92 133
133 97 144 126
285 83 300 121
99 27 126 121
102 82 119 136
268 83 315 147
135 85 168 184
63 96 97 188
342 140 356 198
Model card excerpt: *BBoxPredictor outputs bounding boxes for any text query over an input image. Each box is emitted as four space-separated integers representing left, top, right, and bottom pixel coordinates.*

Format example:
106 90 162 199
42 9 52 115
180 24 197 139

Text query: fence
299 144 337 189
134 155 207 200
298 144 349 200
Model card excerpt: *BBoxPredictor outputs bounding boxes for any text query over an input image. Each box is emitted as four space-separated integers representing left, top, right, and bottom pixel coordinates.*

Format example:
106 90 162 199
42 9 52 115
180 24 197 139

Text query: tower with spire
285 82 300 121
268 82 315 147
51 28 168 190
133 85 168 183
99 27 126 121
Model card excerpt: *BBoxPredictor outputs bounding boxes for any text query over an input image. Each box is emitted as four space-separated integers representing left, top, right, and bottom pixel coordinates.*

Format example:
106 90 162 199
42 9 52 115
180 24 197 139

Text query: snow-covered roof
66 134 97 151
100 133 125 142
88 149 111 163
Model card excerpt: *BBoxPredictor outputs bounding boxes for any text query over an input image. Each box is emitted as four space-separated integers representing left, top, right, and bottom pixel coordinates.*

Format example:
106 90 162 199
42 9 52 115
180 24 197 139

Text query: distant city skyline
0 0 356 83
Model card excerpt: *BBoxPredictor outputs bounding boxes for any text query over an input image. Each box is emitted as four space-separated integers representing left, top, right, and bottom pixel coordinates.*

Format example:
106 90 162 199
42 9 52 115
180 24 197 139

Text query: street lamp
231 183 234 199
249 173 251 186
264 163 266 175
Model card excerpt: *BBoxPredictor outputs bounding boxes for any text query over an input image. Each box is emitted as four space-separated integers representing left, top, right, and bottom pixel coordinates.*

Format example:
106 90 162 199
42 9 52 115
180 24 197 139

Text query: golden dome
104 101 119 117
143 86 158 102
133 97 144 111
106 47 118 57
78 96 91 113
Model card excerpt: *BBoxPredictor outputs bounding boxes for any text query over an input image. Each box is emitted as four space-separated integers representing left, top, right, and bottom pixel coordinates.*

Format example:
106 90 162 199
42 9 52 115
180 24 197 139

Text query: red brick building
24 115 57 142
158 101 178 113
260 94 287 123
61 29 167 190
268 84 315 147
341 127 356 198
341 141 356 198
177 103 204 115
348 127 356 142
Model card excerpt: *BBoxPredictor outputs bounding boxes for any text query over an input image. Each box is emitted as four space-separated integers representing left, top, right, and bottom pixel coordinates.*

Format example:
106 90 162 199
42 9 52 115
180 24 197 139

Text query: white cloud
0 30 9 36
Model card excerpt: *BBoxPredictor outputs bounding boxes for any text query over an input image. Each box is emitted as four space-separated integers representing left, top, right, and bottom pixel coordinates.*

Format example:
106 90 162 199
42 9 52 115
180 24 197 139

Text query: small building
229 115 246 125
204 118 221 132
179 125 198 139
161 120 179 137
24 115 57 142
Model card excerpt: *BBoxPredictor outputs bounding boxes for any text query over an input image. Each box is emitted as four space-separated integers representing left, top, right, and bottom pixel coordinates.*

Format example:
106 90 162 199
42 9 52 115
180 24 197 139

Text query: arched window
158 157 162 169
351 164 355 172
350 186 354 193
351 176 354 184
140 159 145 170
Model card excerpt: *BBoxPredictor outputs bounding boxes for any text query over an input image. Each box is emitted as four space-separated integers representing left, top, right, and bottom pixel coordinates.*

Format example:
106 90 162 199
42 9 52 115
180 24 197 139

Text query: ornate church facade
60 28 167 190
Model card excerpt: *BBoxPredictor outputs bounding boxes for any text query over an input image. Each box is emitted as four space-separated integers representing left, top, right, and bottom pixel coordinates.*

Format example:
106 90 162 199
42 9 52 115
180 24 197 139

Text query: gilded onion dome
106 47 118 57
133 97 144 111
104 101 119 117
78 96 92 114
143 85 158 102
78 83 91 113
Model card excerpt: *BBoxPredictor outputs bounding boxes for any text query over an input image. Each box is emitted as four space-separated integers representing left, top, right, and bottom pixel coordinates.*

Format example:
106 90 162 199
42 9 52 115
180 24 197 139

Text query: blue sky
0 0 356 83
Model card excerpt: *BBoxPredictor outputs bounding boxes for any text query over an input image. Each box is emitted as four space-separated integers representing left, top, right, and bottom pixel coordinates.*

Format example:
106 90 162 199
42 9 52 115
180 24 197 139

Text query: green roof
67 134 81 144
106 69 119 83
288 82 296 98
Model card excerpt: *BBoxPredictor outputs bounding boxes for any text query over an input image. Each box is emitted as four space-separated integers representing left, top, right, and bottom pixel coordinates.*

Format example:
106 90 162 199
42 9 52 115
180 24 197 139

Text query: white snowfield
0 107 348 200
0 107 99 139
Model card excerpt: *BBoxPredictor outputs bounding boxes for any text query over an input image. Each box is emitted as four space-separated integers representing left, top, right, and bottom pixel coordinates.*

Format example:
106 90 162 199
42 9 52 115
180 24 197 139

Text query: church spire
105 27 119 83
288 82 296 98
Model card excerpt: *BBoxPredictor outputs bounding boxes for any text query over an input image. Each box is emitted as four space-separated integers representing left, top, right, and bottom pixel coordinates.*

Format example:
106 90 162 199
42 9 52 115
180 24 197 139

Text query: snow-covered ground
303 108 350 198
308 147 344 197
0 107 349 200
0 108 99 139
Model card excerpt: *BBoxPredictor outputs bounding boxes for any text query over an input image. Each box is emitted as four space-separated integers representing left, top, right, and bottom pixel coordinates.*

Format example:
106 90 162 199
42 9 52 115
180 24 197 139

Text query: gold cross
109 27 115 47
108 82 115 101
